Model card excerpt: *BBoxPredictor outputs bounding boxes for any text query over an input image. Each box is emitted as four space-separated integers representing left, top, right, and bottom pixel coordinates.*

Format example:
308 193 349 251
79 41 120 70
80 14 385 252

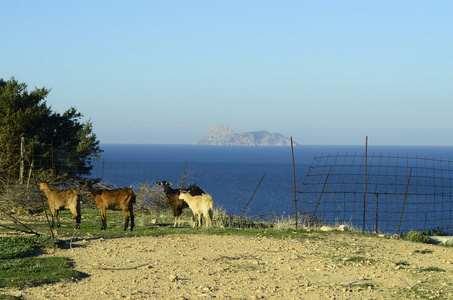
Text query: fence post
291 137 298 229
397 168 412 235
20 139 54 237
240 173 266 218
19 137 25 184
375 193 379 233
363 136 368 233
181 161 188 188
312 166 332 225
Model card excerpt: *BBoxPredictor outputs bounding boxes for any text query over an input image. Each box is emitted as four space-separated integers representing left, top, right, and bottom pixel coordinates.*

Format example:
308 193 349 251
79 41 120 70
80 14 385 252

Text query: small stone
320 226 334 231
340 281 368 287
338 225 349 231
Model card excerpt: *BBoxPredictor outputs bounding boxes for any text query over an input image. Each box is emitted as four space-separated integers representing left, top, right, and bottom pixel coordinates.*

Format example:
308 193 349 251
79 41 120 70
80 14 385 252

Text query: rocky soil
5 233 453 299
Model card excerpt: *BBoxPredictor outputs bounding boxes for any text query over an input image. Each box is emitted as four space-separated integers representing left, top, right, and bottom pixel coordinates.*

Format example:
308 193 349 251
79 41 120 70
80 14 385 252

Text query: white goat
178 191 214 228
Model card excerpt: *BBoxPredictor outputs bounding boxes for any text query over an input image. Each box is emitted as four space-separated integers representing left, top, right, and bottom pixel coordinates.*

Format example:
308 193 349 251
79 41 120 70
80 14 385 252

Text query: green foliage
342 256 374 264
402 231 431 243
0 257 82 288
413 249 433 254
419 266 445 272
214 207 273 229
422 227 450 236
0 77 102 179
0 235 57 259
0 235 82 289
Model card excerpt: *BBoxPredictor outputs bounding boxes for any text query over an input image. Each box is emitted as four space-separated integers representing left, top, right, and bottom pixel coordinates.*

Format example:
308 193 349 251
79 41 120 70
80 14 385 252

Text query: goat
39 182 81 229
178 190 214 228
155 181 204 227
85 181 136 231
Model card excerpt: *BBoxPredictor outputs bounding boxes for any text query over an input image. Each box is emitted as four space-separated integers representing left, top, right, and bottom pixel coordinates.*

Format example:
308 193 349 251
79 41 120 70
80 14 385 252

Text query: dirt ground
4 232 453 299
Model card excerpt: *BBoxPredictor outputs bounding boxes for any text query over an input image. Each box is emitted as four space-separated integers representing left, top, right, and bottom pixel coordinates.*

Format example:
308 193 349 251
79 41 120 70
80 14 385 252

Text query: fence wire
3 145 453 235
88 160 301 222
299 152 453 235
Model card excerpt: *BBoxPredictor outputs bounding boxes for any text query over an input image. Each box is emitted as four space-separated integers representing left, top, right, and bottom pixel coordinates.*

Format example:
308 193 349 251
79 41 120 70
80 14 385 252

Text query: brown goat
85 181 136 231
178 191 214 228
155 181 204 227
39 182 81 229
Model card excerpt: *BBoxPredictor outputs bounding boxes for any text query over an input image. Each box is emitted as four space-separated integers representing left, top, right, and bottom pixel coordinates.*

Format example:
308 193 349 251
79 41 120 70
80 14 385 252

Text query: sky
1 1 452 146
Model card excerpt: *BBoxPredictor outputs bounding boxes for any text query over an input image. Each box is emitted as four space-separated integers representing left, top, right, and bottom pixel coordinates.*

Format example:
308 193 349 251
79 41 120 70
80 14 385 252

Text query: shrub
403 231 431 243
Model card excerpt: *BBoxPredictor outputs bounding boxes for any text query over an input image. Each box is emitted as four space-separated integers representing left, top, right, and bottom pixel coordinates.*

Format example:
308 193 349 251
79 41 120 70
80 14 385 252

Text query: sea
92 144 453 234
97 144 453 177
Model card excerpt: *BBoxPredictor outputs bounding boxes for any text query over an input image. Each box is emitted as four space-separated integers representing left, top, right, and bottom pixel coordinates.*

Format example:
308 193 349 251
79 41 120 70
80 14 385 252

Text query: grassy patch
0 257 83 288
1 209 321 241
402 231 431 243
232 264 259 271
342 256 375 264
413 249 434 254
419 267 445 272
0 236 84 289
0 235 57 259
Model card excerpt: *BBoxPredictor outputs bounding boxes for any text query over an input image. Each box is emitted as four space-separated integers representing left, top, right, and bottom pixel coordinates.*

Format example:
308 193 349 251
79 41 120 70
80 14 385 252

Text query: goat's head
85 180 97 192
188 184 204 195
155 181 174 188
178 190 189 200
39 182 49 191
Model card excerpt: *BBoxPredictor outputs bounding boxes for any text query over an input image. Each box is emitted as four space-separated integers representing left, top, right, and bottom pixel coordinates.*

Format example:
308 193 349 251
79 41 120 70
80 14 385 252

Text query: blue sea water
93 144 453 234
98 144 453 178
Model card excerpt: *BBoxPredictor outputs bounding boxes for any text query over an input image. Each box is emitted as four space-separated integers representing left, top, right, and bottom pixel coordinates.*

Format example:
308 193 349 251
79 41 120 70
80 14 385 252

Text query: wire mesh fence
88 159 301 221
2 141 453 235
299 152 453 235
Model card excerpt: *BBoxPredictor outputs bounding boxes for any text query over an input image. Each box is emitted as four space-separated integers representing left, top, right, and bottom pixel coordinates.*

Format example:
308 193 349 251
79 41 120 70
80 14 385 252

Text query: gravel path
6 233 453 299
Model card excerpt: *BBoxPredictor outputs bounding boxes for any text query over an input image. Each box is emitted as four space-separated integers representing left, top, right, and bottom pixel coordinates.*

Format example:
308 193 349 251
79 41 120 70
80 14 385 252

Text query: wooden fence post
240 173 266 219
363 136 368 233
291 137 298 229
19 137 25 184
397 168 412 235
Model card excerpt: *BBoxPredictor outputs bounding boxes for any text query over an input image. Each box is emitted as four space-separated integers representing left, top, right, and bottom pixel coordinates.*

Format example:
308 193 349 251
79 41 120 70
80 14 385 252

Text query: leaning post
291 137 298 229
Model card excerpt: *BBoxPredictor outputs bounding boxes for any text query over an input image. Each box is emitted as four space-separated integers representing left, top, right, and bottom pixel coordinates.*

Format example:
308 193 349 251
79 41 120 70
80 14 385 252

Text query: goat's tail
131 193 136 204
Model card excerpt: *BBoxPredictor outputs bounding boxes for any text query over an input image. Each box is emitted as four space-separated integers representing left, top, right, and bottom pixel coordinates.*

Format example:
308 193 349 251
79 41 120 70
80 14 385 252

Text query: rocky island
195 125 297 146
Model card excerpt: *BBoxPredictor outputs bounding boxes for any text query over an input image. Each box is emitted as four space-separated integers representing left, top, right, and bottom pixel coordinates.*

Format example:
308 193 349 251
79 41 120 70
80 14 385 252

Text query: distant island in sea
194 125 297 146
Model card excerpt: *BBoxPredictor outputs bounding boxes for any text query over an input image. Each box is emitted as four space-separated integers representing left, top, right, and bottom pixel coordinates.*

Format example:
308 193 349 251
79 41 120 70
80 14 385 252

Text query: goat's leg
124 216 130 231
123 209 133 231
174 206 183 227
130 211 134 231
198 214 202 228
207 215 212 228
56 210 61 228
50 208 56 227
208 210 213 228
191 213 196 228
69 206 81 229
100 208 107 230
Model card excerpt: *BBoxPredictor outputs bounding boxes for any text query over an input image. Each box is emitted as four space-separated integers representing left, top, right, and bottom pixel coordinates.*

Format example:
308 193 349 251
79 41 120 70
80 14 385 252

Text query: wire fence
88 159 300 221
2 142 453 235
300 152 453 235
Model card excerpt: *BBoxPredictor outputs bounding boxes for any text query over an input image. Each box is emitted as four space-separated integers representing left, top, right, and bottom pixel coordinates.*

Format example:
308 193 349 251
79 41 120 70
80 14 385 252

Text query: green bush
403 231 431 243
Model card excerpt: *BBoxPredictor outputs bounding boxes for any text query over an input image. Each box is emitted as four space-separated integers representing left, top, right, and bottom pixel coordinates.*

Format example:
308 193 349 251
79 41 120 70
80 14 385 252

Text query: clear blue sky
2 1 452 145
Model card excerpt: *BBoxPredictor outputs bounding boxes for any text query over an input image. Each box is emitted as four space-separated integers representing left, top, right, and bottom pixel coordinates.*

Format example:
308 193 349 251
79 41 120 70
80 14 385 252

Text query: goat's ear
155 182 161 185
169 182 174 185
